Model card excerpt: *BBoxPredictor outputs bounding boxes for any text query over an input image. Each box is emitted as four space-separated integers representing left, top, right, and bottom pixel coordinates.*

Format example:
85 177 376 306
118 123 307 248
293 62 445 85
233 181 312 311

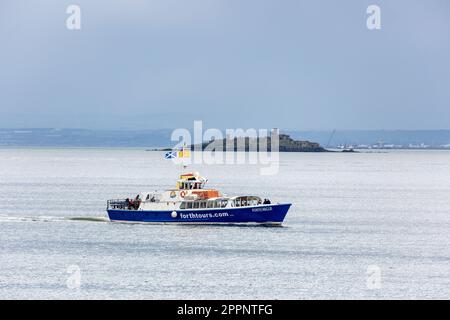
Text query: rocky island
189 133 328 152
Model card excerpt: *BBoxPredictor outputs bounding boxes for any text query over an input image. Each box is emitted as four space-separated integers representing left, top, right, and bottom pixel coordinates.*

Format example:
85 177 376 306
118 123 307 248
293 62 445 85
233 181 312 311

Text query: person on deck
126 198 134 210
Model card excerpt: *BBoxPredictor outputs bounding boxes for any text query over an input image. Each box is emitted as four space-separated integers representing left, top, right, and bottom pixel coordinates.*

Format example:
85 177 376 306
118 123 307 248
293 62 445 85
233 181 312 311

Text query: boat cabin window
179 180 205 190
233 196 261 207
181 199 227 210
213 199 227 208
180 201 197 209
145 193 158 201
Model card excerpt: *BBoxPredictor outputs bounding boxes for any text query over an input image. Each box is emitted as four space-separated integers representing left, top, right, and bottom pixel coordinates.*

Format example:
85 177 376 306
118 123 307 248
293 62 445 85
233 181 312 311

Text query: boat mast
180 142 187 175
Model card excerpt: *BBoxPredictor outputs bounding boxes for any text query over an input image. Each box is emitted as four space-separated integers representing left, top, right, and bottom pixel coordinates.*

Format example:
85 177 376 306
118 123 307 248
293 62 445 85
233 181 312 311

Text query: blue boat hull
107 203 291 225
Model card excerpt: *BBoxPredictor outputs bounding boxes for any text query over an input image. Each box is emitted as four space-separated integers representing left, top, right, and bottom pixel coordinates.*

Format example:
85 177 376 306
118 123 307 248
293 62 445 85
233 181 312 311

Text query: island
186 133 328 152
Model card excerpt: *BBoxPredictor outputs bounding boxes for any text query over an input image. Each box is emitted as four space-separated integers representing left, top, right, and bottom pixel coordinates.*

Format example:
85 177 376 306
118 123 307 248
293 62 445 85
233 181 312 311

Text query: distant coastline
0 128 449 150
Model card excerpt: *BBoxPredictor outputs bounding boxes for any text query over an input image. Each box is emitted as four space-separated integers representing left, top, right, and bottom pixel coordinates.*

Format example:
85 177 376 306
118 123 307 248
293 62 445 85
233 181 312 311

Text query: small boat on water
107 172 291 225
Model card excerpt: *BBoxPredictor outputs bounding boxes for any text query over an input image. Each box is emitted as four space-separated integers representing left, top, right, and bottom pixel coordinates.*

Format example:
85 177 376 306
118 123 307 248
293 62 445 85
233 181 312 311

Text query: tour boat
106 172 291 225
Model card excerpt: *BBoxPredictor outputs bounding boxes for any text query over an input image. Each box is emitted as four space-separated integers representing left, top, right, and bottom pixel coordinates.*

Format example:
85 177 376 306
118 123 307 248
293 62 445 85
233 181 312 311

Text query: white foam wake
0 214 109 223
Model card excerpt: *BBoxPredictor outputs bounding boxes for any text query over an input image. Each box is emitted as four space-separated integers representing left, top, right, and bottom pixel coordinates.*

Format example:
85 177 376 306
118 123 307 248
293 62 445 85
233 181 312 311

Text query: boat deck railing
107 199 139 210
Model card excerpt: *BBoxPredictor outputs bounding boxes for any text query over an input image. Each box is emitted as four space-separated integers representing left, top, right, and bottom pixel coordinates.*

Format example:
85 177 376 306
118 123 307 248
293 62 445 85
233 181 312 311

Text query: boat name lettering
252 207 272 212
180 212 229 219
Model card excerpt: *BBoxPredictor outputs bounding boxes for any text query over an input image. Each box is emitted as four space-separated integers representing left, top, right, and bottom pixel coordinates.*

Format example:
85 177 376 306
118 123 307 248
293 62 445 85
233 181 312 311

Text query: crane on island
326 129 336 148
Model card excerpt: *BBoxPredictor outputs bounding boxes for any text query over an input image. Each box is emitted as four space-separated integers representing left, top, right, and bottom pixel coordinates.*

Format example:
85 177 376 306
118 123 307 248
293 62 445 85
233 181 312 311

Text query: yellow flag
178 150 190 158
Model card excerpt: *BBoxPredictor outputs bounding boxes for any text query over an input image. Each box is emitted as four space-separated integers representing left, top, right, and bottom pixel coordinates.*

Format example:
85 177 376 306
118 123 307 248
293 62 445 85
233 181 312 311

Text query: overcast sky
1 0 449 130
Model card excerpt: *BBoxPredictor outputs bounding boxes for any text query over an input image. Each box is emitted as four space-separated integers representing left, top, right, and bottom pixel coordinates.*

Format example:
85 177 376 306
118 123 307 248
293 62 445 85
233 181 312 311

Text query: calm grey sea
0 148 449 299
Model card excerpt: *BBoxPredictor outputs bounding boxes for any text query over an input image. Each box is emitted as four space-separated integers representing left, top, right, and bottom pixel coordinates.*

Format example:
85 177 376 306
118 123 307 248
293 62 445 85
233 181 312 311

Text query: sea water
0 148 449 299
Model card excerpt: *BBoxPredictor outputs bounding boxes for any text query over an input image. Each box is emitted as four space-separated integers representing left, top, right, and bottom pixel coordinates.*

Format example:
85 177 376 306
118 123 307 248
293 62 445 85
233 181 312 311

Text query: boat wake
67 216 109 222
0 214 109 223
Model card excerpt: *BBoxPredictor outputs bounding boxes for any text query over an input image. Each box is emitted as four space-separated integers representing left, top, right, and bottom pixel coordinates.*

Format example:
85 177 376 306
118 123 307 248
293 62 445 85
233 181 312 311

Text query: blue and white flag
164 151 177 159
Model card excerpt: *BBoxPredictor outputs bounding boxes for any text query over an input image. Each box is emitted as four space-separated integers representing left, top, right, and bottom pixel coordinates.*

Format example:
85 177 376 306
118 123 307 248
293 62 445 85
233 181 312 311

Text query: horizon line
2 127 450 132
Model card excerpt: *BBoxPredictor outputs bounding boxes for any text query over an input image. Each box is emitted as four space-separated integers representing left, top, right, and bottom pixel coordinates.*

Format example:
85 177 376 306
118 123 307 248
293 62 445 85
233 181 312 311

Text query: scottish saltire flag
164 151 177 159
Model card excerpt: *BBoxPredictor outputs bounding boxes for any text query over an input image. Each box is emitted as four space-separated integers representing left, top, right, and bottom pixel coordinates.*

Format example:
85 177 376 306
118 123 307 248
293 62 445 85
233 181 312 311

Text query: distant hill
0 128 173 148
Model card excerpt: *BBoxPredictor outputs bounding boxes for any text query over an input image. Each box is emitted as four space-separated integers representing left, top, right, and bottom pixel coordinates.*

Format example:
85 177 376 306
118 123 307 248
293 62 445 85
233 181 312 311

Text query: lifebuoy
180 191 186 198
